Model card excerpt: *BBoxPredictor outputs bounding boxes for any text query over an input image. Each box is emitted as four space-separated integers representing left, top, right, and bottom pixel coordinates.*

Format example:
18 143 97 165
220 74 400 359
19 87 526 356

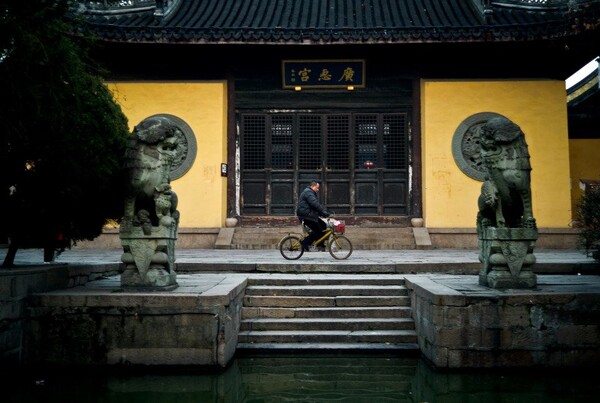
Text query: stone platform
1 248 599 369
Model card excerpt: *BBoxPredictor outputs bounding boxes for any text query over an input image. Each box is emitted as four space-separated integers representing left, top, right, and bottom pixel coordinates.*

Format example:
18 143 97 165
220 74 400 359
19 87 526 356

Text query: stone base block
483 269 537 289
120 226 178 289
479 227 538 289
121 268 178 290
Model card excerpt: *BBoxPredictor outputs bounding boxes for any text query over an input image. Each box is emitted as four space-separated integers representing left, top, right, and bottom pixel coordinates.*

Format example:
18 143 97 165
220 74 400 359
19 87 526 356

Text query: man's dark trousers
301 218 327 249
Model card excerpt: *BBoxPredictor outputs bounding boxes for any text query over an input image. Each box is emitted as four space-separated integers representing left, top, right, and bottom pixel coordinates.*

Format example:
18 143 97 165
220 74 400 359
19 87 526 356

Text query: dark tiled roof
72 0 600 44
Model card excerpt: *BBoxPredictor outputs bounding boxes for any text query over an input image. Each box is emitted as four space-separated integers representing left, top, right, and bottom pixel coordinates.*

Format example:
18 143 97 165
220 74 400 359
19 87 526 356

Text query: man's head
310 181 320 192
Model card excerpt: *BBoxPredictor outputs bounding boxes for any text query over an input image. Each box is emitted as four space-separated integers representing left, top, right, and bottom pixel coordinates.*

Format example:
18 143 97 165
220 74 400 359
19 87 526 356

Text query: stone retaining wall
406 274 600 368
2 264 245 368
25 280 246 367
0 263 119 365
4 266 599 370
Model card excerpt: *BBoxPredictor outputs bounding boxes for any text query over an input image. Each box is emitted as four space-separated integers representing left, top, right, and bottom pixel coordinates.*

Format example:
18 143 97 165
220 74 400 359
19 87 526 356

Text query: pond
5 353 599 402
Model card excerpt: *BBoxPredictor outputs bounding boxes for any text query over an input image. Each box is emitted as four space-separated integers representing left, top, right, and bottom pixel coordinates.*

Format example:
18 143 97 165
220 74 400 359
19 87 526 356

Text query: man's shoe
317 245 326 252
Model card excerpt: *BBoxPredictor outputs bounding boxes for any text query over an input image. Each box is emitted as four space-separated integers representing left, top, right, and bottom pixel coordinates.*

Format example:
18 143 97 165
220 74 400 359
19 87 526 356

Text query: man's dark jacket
296 186 329 222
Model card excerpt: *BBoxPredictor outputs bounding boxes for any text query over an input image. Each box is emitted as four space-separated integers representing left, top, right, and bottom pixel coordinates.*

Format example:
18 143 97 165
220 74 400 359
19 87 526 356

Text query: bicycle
279 217 353 260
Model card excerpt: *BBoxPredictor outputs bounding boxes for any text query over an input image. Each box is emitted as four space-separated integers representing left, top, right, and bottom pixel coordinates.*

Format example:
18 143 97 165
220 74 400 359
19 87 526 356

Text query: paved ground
1 246 597 269
3 247 599 306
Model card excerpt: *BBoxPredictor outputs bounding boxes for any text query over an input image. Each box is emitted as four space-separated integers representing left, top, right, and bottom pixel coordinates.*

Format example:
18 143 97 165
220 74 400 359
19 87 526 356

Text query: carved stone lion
477 117 536 232
121 116 179 230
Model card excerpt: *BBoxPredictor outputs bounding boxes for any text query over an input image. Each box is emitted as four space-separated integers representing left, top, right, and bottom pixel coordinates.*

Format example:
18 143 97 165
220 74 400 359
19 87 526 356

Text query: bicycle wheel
279 235 304 260
328 235 353 260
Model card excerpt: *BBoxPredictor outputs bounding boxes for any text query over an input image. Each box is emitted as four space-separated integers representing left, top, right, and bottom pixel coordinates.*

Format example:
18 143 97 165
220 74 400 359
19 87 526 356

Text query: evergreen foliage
576 188 600 262
0 0 130 264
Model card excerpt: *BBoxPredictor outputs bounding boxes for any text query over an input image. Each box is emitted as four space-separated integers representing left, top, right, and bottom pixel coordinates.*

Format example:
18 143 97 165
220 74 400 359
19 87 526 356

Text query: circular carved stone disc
451 112 507 181
146 113 198 180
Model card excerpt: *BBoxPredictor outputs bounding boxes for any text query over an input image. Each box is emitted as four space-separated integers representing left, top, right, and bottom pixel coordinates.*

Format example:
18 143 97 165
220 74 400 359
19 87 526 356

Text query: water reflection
5 354 599 402
235 354 416 402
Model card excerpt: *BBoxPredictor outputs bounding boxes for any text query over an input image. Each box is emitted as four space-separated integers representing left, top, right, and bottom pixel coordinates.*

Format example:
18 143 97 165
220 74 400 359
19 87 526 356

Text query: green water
4 354 599 402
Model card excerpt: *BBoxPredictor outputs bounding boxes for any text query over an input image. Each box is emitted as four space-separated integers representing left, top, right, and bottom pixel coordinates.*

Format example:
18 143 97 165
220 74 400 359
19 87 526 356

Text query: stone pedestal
120 225 178 290
478 227 537 289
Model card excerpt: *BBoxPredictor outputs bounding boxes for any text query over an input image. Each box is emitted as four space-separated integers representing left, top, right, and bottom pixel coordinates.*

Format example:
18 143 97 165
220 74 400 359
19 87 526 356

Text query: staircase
237 276 419 351
230 226 418 249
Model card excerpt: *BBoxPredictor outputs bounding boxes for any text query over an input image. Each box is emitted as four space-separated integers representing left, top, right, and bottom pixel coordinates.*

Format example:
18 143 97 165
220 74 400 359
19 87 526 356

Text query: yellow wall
569 138 600 215
108 82 228 228
422 80 572 228
107 80 576 229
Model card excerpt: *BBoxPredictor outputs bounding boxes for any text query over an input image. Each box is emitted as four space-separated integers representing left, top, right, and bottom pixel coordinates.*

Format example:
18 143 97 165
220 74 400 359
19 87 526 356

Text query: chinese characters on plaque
282 60 365 89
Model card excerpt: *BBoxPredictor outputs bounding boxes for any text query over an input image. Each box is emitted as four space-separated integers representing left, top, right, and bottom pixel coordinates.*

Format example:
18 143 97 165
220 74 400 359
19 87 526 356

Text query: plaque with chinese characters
282 60 365 89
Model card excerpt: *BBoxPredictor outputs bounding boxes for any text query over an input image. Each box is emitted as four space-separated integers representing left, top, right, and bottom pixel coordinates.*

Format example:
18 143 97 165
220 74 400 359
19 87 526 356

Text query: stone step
231 226 416 250
244 295 411 307
234 226 414 233
240 317 415 331
239 372 413 388
239 276 416 350
242 306 413 319
230 243 417 250
245 285 409 297
236 342 419 351
229 243 417 250
237 329 418 344
232 227 302 243
237 355 419 372
246 277 407 286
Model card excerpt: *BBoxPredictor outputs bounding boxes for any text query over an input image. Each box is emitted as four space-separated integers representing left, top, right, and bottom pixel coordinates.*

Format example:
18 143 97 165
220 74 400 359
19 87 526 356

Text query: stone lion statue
122 116 179 231
477 116 536 232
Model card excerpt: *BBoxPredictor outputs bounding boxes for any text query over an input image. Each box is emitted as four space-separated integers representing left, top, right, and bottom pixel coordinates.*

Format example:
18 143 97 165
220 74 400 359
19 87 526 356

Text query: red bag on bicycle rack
333 220 345 234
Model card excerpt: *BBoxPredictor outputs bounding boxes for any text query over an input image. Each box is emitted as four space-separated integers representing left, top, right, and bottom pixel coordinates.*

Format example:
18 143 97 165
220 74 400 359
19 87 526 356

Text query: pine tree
1 0 130 267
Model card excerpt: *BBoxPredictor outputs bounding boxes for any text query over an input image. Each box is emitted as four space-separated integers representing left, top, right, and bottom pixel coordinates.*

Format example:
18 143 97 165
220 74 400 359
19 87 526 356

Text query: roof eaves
78 20 577 45
568 69 600 107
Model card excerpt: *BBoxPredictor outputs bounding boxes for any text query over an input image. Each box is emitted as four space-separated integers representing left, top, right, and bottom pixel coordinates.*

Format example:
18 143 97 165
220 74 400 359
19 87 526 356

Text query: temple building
70 0 600 247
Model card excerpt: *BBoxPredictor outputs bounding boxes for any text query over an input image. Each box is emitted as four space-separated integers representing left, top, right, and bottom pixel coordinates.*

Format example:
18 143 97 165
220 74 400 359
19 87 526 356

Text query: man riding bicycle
296 180 330 251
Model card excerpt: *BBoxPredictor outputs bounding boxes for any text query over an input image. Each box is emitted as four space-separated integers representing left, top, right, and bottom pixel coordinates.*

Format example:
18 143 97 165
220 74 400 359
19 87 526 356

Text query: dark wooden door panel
239 112 409 216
